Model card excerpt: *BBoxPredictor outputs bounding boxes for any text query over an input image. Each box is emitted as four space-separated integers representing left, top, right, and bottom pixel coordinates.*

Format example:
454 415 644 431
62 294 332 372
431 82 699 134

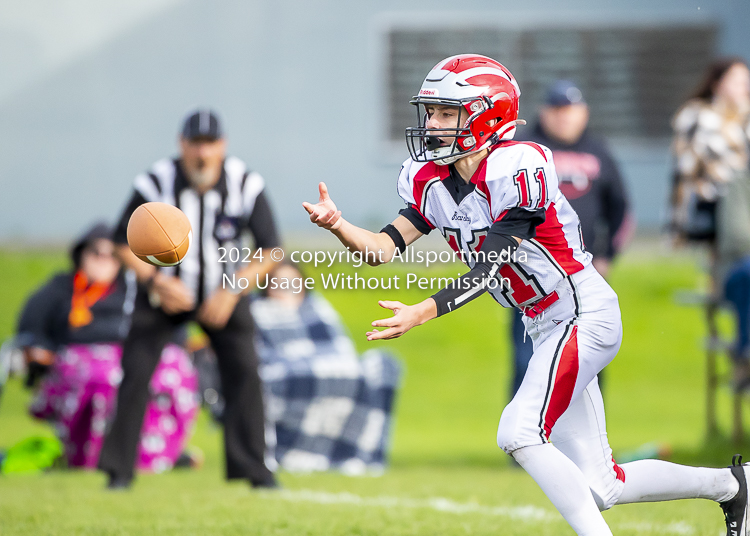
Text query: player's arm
303 182 423 266
366 233 521 341
367 204 544 340
334 215 422 266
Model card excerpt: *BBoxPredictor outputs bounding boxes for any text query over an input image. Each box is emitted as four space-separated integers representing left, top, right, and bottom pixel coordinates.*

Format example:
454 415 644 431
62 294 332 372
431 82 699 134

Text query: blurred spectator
671 59 750 385
510 80 632 396
253 262 359 362
16 223 199 472
247 262 400 474
671 58 750 244
99 110 280 490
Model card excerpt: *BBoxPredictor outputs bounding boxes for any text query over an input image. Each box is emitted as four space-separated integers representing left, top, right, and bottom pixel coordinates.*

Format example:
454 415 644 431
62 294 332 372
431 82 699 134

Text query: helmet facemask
405 96 506 166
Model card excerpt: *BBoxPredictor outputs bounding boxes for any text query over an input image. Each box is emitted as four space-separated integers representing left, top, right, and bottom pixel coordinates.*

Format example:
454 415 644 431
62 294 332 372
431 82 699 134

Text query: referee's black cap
181 109 223 140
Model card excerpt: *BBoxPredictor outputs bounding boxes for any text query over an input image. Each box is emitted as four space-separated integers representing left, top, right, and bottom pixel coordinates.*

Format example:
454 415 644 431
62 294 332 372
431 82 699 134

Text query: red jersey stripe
534 203 585 275
493 208 509 223
471 156 492 208
412 162 448 210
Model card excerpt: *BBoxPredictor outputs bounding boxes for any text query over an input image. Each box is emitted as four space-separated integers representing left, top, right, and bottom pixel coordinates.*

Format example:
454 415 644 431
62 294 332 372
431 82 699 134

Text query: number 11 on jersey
512 167 548 209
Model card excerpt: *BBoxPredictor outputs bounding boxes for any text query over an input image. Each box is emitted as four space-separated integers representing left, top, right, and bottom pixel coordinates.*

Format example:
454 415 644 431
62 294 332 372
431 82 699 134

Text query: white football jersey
397 141 592 308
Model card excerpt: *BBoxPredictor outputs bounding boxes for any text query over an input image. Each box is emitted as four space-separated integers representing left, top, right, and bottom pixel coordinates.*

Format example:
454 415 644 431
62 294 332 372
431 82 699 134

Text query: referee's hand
197 288 240 330
152 273 196 315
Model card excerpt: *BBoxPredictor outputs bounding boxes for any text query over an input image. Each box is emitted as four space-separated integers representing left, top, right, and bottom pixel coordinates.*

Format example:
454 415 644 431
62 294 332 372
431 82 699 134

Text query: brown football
127 202 192 267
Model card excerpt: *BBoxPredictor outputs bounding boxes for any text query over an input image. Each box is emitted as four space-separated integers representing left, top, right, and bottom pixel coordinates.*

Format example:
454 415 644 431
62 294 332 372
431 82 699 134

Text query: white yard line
617 522 696 535
258 488 699 534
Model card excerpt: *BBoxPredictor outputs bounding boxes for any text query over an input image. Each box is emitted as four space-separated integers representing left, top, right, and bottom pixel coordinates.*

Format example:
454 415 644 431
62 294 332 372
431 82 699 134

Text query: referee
98 109 280 489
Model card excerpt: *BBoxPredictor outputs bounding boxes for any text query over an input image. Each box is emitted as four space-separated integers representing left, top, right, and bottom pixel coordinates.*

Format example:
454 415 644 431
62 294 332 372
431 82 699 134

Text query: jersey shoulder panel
396 157 449 214
495 140 550 161
396 157 417 205
475 141 557 221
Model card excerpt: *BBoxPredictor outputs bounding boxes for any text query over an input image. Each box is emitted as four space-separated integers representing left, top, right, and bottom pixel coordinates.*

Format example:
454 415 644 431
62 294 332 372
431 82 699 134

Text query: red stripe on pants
544 325 579 439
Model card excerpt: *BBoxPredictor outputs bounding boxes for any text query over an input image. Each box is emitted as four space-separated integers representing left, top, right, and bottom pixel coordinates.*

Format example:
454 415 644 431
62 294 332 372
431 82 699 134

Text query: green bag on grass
1 436 63 474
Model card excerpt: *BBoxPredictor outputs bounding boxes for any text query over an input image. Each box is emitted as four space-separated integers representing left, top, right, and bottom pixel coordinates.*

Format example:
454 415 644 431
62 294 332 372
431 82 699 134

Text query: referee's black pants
98 290 274 485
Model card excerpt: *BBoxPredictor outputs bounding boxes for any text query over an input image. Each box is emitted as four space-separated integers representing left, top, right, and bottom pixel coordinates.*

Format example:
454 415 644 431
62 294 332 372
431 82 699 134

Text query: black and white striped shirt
114 157 280 304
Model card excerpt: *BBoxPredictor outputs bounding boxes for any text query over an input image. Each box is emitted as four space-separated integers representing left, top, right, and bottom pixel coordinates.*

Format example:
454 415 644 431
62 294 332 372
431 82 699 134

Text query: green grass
0 247 744 534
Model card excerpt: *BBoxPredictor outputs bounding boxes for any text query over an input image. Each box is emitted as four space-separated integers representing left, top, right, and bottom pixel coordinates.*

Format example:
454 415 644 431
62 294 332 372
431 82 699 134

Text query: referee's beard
186 166 220 190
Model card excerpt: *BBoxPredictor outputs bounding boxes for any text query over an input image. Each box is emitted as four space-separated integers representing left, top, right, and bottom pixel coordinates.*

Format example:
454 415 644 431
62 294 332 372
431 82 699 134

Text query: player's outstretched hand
366 299 437 341
302 182 342 231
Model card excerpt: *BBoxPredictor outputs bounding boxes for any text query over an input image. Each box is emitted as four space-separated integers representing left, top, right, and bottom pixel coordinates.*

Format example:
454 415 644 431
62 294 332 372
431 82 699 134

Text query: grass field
0 246 744 535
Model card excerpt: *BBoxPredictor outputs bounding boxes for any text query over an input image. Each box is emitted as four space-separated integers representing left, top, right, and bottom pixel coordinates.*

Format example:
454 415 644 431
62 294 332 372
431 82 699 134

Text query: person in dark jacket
18 224 130 384
510 80 633 396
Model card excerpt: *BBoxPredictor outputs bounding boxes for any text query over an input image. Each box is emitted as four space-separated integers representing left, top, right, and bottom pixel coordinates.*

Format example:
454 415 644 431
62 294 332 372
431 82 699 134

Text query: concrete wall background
0 0 748 243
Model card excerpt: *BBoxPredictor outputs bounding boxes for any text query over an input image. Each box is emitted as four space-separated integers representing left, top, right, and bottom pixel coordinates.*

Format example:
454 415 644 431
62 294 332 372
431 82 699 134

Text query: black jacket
17 271 133 351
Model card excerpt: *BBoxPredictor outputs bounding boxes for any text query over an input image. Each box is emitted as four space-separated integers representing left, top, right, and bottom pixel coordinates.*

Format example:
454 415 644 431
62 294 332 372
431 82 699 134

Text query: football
127 202 192 267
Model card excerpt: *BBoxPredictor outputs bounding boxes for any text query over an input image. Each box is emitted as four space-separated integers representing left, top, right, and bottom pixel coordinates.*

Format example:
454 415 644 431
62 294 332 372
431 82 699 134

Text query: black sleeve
247 190 281 249
599 152 629 259
398 204 433 235
431 233 519 316
113 190 148 245
490 207 545 240
17 274 71 350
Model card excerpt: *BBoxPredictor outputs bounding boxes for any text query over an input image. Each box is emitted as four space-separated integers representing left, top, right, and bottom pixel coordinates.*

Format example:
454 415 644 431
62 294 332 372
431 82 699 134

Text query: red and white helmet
405 54 522 165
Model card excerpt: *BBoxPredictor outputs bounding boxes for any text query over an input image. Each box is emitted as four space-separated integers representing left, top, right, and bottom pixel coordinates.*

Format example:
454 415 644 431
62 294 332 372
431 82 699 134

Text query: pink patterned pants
30 343 199 472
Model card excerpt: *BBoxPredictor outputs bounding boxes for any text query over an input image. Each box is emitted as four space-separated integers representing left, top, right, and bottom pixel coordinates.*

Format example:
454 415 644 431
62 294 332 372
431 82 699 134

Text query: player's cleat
721 454 749 536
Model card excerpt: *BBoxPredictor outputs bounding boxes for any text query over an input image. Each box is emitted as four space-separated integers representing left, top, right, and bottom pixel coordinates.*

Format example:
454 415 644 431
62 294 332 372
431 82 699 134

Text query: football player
303 54 748 535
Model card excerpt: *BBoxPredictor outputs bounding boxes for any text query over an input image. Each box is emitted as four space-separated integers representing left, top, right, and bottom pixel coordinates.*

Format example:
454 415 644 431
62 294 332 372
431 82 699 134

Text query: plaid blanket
251 294 401 474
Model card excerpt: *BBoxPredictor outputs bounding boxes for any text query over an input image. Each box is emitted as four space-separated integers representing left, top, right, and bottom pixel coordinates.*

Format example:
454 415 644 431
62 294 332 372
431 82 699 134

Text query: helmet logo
419 88 439 97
